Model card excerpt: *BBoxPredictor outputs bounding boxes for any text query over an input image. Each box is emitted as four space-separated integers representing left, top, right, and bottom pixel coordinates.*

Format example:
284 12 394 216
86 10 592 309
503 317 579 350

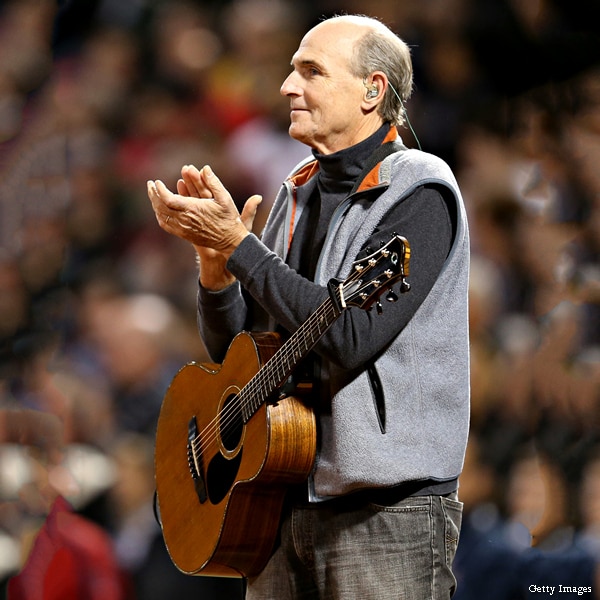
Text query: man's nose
280 71 300 97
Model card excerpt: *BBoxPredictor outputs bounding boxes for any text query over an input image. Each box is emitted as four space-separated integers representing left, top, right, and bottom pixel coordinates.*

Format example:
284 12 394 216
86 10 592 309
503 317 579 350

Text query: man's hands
147 164 261 257
147 165 262 290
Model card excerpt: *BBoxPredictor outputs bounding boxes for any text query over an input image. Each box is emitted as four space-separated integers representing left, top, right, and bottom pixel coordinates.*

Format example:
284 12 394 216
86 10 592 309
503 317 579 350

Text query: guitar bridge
187 417 208 504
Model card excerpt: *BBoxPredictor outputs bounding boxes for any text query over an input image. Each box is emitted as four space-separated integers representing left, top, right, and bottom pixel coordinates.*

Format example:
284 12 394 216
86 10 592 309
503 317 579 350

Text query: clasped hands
147 164 262 289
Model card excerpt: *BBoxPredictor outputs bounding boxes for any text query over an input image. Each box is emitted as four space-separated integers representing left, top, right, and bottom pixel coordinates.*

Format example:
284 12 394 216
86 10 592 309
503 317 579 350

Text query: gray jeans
246 492 463 599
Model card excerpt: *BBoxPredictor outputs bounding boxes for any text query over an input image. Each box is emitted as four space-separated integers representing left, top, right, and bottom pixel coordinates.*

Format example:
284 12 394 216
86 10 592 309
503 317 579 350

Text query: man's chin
288 124 312 147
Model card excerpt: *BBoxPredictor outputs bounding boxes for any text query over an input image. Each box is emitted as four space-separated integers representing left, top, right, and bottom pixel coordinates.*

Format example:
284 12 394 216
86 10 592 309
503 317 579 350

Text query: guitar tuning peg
400 279 411 293
386 288 398 303
376 301 383 315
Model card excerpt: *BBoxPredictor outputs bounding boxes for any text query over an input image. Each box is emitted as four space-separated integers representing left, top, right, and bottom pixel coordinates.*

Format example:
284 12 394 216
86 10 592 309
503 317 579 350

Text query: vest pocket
367 364 386 434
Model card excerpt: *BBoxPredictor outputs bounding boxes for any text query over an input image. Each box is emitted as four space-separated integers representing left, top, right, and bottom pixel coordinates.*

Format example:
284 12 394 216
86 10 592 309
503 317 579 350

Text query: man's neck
313 123 390 191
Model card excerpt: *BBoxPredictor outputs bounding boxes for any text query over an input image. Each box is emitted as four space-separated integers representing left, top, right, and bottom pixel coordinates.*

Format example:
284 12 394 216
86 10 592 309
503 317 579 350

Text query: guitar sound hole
220 393 244 453
206 393 244 505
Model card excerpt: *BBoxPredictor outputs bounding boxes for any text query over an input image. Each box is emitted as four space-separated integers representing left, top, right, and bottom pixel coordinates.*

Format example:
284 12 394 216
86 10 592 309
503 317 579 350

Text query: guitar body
154 331 317 578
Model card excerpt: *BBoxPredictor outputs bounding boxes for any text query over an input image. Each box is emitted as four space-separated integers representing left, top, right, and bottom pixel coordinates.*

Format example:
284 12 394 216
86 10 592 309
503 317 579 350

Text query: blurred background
0 0 598 598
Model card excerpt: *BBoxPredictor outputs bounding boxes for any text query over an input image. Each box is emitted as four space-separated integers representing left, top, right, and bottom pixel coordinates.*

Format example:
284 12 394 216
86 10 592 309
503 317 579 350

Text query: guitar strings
190 255 385 461
200 270 359 448
191 296 338 458
189 298 336 463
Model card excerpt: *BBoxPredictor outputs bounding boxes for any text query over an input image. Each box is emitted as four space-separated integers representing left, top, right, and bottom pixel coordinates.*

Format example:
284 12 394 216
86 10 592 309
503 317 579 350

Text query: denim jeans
246 492 463 599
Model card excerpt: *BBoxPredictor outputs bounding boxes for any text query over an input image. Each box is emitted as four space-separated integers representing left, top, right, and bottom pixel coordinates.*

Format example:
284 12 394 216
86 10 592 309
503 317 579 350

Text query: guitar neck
237 234 411 424
240 295 341 422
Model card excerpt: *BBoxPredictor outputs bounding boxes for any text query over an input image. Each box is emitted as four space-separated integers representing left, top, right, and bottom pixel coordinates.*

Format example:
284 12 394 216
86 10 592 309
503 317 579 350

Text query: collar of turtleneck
312 123 390 194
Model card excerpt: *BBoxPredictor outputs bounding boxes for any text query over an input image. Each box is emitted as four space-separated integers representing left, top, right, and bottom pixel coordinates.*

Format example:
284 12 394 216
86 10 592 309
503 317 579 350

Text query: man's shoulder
384 148 457 188
386 147 450 170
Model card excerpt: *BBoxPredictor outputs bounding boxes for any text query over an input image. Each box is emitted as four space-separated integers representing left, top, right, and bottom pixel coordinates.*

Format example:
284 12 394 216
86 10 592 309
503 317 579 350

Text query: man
148 14 470 599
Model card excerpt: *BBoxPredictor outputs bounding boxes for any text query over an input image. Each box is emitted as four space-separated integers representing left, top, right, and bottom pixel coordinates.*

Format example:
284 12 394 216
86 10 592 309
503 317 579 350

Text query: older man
148 14 470 599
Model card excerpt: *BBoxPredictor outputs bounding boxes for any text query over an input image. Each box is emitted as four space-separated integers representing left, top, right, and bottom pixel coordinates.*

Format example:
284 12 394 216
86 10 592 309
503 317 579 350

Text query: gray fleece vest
262 148 470 500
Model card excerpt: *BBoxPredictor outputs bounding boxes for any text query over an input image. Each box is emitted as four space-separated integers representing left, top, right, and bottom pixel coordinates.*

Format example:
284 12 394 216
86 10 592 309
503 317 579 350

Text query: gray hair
341 17 414 127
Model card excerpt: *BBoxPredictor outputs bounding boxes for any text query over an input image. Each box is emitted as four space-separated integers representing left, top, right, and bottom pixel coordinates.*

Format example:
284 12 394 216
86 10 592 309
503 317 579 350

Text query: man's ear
362 71 387 105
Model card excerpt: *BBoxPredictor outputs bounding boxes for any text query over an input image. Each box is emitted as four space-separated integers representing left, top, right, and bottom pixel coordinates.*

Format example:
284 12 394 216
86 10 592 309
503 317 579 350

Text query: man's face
280 21 370 155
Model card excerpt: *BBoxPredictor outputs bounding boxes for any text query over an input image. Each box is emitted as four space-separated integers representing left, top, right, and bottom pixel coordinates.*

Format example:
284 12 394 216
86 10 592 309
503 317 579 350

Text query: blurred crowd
0 0 598 598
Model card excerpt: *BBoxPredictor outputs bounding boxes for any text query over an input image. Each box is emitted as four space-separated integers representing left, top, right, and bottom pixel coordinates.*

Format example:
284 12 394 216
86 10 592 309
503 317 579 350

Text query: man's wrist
195 246 236 291
221 224 250 261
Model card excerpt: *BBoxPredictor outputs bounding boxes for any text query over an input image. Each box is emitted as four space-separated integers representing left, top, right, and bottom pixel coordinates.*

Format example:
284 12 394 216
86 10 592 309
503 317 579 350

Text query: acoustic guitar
154 234 411 578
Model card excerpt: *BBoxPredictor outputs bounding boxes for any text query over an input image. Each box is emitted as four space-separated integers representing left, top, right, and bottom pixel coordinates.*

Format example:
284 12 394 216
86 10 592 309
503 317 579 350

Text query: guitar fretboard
239 296 340 422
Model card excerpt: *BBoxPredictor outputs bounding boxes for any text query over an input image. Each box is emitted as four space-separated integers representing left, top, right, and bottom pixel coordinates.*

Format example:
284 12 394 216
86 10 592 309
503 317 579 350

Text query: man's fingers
177 178 191 197
147 179 162 214
152 180 186 210
154 179 171 197
147 179 157 197
201 165 231 204
241 194 263 231
147 179 169 205
147 180 179 229
181 164 207 198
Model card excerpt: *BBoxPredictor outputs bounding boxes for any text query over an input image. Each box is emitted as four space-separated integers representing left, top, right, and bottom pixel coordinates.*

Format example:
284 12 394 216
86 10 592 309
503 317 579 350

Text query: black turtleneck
287 125 389 279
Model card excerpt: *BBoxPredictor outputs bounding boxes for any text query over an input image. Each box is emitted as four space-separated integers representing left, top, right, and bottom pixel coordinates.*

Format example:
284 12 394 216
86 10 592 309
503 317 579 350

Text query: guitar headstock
329 234 411 314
